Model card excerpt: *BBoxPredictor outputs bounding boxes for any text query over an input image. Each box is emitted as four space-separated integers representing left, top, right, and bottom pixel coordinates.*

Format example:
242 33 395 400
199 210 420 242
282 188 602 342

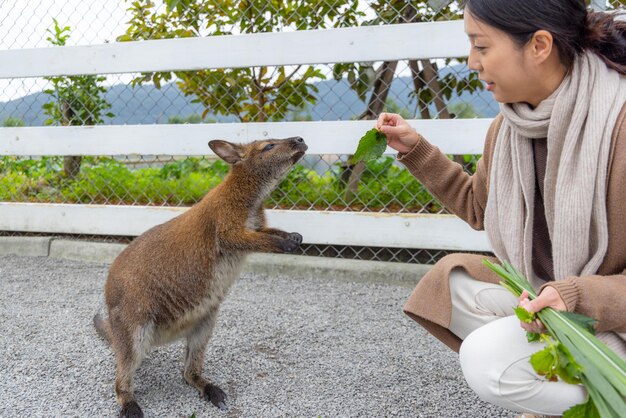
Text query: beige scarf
485 51 626 289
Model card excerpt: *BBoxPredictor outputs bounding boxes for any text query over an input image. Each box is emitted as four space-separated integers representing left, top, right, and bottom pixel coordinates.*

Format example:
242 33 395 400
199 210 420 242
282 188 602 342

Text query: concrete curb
0 237 429 287
49 239 127 264
0 237 52 257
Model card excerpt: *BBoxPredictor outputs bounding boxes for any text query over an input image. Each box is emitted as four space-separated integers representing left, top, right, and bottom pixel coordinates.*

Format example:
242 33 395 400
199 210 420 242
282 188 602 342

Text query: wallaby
93 137 307 418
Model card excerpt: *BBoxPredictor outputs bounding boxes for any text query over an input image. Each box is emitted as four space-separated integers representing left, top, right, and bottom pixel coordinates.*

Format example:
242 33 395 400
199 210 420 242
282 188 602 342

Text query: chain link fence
1 0 624 263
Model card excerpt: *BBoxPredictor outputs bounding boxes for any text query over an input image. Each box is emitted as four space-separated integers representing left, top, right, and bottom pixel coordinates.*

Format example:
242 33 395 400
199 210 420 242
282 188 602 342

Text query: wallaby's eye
263 143 275 152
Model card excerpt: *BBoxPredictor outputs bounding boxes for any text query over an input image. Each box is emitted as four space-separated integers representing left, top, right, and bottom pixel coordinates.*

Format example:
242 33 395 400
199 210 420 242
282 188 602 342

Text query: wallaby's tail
93 312 112 345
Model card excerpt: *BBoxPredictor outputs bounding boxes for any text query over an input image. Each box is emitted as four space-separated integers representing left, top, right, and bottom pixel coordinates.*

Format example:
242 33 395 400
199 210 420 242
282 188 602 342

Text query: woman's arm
377 112 503 230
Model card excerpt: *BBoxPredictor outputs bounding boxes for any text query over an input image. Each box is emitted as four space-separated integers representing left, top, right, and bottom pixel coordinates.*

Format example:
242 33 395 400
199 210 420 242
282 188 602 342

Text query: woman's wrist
401 131 422 153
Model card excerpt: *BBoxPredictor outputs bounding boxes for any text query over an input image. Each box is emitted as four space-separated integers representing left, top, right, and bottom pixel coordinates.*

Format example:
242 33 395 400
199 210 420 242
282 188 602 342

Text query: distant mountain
0 69 498 126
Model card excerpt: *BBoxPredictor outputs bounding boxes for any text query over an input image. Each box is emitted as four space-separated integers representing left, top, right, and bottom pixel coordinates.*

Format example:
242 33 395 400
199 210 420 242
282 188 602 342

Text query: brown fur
94 137 307 417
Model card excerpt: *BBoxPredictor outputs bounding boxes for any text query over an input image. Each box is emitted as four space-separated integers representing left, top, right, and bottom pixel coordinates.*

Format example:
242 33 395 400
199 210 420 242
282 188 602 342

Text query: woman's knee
458 321 506 404
460 316 588 414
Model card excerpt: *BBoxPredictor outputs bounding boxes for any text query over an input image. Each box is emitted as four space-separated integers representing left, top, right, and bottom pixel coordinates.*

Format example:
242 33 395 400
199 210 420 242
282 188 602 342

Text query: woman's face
464 11 542 105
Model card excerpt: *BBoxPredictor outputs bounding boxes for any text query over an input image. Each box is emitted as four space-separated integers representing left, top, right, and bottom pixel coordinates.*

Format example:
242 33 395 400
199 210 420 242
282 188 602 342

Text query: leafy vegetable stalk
483 259 626 418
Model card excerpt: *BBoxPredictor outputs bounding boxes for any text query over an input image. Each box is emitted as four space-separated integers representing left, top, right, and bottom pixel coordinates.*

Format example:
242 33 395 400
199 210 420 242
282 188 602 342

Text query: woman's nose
467 50 482 71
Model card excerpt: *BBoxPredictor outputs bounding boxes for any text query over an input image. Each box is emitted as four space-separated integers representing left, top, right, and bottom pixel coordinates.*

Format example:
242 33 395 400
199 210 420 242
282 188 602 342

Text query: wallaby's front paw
279 236 301 253
288 232 303 244
120 401 143 418
204 383 228 410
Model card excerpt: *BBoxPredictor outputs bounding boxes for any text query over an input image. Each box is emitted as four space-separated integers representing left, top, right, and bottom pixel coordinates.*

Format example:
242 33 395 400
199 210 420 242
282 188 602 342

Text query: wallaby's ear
209 140 243 164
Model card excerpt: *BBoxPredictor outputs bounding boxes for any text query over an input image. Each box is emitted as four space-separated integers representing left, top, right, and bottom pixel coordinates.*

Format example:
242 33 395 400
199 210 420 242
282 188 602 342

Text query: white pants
448 268 586 416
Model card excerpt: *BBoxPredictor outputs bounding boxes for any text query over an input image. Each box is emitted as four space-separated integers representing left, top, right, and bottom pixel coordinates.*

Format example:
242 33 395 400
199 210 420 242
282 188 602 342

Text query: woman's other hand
518 287 567 334
376 112 421 154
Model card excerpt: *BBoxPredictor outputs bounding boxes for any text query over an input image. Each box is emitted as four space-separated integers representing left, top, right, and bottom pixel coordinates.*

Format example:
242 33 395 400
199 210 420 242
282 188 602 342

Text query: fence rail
0 203 491 251
0 118 490 156
0 17 494 256
0 21 466 78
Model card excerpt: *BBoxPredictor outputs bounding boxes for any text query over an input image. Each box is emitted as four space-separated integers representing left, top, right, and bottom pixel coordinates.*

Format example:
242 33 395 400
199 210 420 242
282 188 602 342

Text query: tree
334 0 484 201
119 0 364 123
42 19 114 178
3 117 25 127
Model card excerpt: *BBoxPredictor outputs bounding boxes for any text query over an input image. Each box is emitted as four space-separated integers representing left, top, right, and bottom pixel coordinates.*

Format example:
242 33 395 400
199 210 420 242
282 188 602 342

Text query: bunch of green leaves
350 129 388 164
484 260 626 418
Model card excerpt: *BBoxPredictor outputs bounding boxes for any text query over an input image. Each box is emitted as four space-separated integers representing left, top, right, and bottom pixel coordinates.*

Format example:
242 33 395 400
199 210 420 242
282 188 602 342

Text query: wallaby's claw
120 401 143 418
204 383 228 410
279 237 300 253
288 232 303 244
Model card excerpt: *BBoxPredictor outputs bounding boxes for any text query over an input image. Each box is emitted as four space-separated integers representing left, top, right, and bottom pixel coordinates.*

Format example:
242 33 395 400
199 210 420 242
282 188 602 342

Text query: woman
377 0 626 416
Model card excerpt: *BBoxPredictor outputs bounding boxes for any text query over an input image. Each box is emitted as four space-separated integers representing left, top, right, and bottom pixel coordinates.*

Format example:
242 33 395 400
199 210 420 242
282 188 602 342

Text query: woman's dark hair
462 0 626 75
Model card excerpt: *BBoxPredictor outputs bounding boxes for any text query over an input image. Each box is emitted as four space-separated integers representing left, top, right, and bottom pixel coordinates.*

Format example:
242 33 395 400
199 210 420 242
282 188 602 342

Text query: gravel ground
0 255 515 418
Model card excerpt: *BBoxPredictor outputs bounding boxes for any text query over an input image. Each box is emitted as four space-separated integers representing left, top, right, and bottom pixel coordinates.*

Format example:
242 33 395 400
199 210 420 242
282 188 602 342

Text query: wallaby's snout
290 136 305 145
288 136 307 164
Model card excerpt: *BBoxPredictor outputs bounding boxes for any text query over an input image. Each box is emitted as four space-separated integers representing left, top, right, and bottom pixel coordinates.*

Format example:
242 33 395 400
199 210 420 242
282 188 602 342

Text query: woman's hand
518 287 567 334
376 112 421 154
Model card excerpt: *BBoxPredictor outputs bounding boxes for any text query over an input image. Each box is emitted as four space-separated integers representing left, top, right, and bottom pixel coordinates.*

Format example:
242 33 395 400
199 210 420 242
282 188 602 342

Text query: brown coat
398 105 626 352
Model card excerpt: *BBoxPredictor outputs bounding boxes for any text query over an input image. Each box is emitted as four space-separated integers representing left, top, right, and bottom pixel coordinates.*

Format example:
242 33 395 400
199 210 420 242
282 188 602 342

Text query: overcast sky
0 1 440 104
0 0 129 49
0 0 133 101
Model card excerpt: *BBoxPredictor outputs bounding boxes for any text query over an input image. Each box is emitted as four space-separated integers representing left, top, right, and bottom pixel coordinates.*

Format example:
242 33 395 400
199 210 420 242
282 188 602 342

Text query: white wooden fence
0 20 493 252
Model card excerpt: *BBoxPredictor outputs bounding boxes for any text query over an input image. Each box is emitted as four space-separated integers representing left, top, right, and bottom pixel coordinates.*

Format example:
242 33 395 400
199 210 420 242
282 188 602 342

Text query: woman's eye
263 143 275 151
474 46 486 52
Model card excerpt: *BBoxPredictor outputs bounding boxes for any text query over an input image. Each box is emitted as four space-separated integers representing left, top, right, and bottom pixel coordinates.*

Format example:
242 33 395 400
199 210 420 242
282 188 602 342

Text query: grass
0 156 444 212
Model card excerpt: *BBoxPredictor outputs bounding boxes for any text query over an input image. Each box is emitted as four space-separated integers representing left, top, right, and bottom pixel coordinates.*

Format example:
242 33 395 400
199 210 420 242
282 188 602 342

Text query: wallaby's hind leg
111 320 150 418
93 312 112 344
183 311 227 410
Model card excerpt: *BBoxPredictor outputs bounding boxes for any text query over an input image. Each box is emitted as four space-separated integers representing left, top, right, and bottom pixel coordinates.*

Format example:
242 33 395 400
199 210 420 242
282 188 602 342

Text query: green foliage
0 156 441 212
448 102 481 118
3 117 25 127
287 108 314 121
120 0 363 122
384 98 412 119
42 19 114 127
564 398 601 418
167 113 208 124
529 336 583 385
272 157 441 211
513 306 535 324
512 305 543 343
350 129 387 164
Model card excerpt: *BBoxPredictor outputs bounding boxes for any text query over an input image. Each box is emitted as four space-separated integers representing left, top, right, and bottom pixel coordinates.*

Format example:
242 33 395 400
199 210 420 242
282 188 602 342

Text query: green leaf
350 129 387 164
526 331 541 343
165 0 181 11
556 343 583 384
530 346 557 379
117 34 133 42
514 306 535 323
563 397 600 418
561 311 597 335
